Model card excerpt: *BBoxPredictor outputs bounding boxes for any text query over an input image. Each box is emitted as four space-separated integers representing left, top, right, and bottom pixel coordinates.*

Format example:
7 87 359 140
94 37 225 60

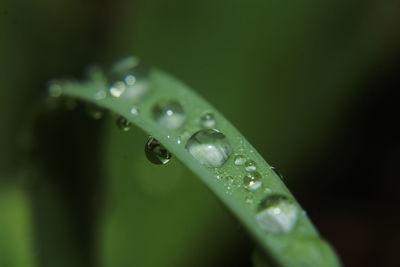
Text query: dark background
0 0 399 266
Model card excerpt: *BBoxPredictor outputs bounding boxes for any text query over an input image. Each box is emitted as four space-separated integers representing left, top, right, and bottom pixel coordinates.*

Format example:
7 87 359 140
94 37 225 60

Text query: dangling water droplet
107 56 150 100
152 99 186 130
185 129 232 168
234 155 246 166
117 116 131 131
48 83 62 98
200 112 216 128
130 106 140 115
145 136 172 165
271 166 284 179
256 195 299 234
245 160 257 171
243 172 262 191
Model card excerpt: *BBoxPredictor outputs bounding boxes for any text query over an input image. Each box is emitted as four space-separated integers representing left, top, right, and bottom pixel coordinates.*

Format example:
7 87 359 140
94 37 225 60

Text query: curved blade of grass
52 59 341 267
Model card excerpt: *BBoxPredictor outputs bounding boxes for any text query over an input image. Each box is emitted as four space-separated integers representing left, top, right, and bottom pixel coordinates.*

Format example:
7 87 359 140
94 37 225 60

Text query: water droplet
256 195 299 234
200 112 216 128
109 81 126 98
94 90 107 100
130 106 140 115
145 136 172 165
264 187 272 194
245 195 254 204
245 160 257 171
185 129 232 168
125 74 136 85
152 99 186 130
117 116 131 131
108 56 150 100
234 155 246 166
48 83 62 98
243 172 262 191
177 139 182 144
271 166 284 179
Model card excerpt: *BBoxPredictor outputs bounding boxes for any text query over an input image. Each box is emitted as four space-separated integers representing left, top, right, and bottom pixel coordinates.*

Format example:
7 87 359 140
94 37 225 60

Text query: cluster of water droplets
47 56 299 236
144 96 299 235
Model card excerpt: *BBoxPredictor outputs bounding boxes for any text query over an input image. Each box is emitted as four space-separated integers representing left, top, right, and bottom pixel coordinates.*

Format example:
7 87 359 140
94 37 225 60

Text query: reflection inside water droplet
185 129 232 168
145 136 172 165
256 195 299 234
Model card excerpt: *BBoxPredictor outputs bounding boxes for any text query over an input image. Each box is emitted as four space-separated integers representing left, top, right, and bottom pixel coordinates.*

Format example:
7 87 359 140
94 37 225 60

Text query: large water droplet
117 116 131 131
152 99 186 130
185 129 232 168
243 172 262 191
108 56 150 100
200 112 216 128
145 136 172 165
245 160 257 171
256 195 299 234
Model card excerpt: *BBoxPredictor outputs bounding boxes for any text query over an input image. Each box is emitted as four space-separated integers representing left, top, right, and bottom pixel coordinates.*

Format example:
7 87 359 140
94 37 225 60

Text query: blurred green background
1 0 399 266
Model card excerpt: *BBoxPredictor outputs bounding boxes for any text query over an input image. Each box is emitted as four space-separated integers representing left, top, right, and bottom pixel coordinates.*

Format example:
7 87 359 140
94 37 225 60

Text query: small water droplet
125 74 136 85
243 172 262 191
245 195 254 204
234 155 246 166
94 90 107 100
200 112 216 128
130 106 140 115
145 136 172 165
109 81 126 98
152 99 186 130
245 160 257 171
177 139 182 144
224 175 235 184
186 129 232 168
270 166 284 179
256 195 299 234
48 83 62 98
264 187 272 194
117 116 131 131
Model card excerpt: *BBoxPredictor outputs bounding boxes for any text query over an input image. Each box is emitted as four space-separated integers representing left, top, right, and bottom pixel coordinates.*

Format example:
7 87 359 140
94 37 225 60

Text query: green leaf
50 58 341 266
